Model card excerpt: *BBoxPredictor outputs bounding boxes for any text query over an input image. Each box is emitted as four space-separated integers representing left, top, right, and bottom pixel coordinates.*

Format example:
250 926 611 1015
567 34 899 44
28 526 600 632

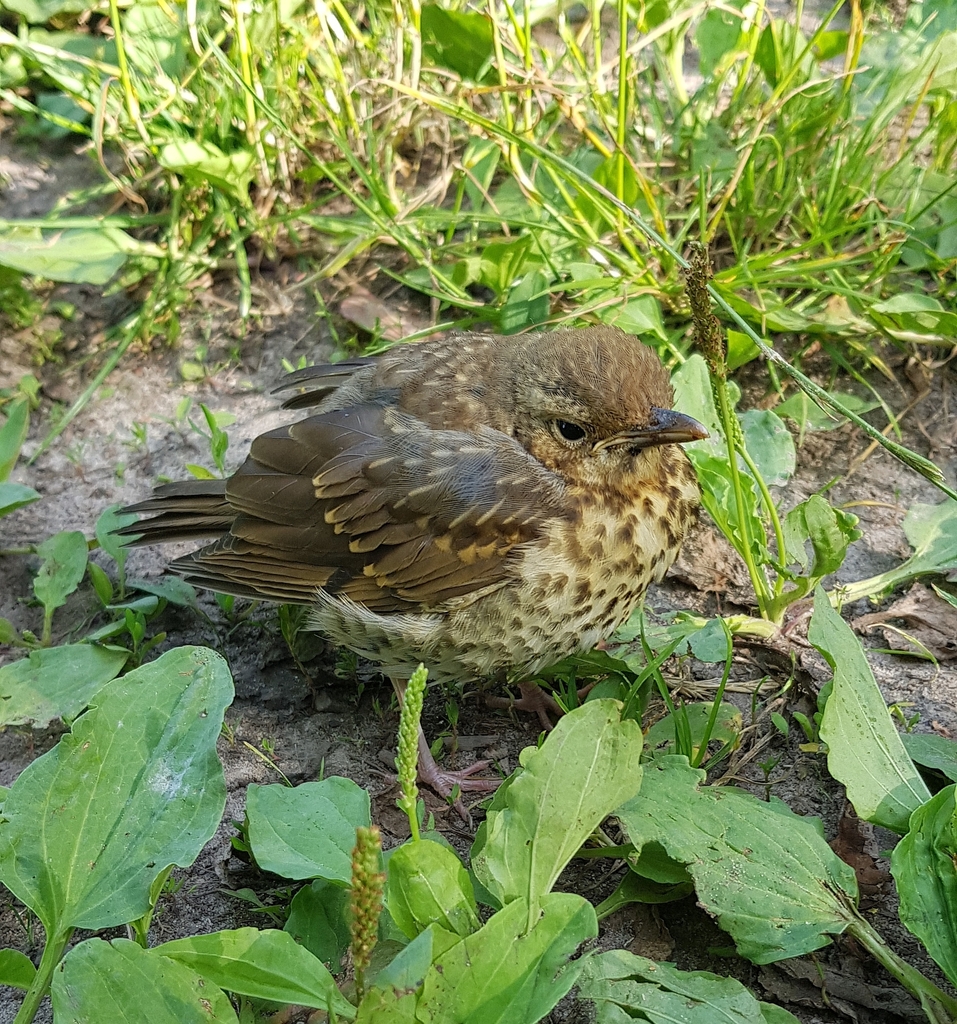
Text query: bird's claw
486 681 561 730
416 735 500 821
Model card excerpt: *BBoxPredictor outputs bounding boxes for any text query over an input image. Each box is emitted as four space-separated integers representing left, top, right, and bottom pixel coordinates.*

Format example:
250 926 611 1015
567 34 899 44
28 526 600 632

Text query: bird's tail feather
117 480 234 544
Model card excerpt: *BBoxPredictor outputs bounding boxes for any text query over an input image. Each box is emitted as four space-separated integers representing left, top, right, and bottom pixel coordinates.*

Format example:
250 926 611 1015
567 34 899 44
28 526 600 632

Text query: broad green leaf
835 499 957 603
33 529 88 617
157 140 255 203
602 295 667 343
577 153 640 234
87 561 113 605
124 0 191 77
713 284 817 333
726 329 761 371
357 927 451 1023
810 588 930 833
106 595 159 616
566 262 610 287
670 356 765 567
387 840 480 939
471 700 643 909
373 924 458 993
594 869 693 917
689 121 738 183
739 409 795 487
499 269 549 334
246 776 370 882
0 948 36 990
284 878 351 972
902 499 957 570
96 504 138 579
36 91 89 138
7 30 115 105
595 151 639 205
691 452 764 565
0 647 231 934
127 576 199 609
891 785 957 987
0 481 40 517
937 194 957 260
901 732 957 783
156 927 356 1018
696 4 745 77
420 4 494 81
0 227 156 285
579 949 800 1024
869 293 957 342
754 18 812 87
687 617 732 662
617 756 859 963
643 702 741 758
913 0 957 37
0 644 128 727
451 255 481 289
670 355 735 442
357 984 418 1022
814 29 849 60
629 840 695 886
478 235 533 296
783 495 861 577
51 938 237 1023
0 397 29 480
417 893 596 1023
776 390 878 432
761 1006 806 1024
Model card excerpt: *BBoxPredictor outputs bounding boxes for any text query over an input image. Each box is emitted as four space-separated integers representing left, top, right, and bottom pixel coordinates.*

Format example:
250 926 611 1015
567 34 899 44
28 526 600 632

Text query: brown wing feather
131 403 569 611
118 481 234 542
273 359 377 410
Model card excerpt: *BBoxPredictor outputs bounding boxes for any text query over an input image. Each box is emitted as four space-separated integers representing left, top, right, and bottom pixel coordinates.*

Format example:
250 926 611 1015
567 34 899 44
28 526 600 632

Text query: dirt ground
1 137 956 1024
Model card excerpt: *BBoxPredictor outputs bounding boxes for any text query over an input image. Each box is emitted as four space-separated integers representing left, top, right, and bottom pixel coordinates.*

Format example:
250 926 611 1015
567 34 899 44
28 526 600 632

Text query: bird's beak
596 408 709 452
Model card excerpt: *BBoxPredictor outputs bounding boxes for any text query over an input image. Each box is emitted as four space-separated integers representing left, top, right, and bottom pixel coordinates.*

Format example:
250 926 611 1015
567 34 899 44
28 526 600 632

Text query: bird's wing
165 404 568 610
272 359 377 410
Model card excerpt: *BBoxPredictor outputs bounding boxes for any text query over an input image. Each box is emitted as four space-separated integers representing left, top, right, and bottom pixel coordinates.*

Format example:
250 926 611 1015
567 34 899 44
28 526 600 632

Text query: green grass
2 0 955 334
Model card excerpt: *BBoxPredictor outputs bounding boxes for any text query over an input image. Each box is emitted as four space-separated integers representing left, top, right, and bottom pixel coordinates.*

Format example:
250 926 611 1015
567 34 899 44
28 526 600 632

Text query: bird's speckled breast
309 450 700 686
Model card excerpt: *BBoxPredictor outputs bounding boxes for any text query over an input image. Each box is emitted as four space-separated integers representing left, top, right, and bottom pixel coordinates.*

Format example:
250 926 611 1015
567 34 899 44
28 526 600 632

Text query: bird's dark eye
554 420 587 443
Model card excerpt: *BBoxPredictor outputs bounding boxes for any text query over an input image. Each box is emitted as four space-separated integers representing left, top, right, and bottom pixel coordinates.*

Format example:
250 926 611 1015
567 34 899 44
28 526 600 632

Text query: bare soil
1 137 955 1024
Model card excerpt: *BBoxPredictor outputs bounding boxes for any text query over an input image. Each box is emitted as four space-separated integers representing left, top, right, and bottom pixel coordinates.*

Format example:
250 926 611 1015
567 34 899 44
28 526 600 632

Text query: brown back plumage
121 327 700 612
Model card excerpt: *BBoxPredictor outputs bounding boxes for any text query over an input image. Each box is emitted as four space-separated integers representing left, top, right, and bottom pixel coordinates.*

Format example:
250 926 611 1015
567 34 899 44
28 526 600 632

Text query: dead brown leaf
626 904 675 962
758 959 925 1021
828 801 890 901
339 286 433 342
853 583 957 661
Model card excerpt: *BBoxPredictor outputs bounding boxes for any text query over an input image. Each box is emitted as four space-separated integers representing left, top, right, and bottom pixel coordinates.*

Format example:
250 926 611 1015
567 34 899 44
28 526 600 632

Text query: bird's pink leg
486 680 600 731
485 682 560 730
392 680 499 821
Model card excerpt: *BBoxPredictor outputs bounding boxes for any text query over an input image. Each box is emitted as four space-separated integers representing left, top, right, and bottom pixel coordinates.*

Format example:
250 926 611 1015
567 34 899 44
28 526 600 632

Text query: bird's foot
417 731 499 821
486 680 600 731
485 681 562 731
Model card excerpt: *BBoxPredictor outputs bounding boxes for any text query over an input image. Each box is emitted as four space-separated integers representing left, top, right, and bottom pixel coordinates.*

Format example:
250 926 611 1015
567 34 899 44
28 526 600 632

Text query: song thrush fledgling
121 326 705 809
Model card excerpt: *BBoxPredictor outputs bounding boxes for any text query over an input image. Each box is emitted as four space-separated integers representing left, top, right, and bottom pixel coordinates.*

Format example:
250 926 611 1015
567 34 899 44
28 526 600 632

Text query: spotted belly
307 481 695 686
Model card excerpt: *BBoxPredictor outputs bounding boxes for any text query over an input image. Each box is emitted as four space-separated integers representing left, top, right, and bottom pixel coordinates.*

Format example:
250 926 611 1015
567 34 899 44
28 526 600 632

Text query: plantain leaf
810 587 930 833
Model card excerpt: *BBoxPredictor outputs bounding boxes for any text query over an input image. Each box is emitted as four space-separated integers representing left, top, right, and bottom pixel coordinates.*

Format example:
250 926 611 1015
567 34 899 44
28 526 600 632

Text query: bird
119 325 706 813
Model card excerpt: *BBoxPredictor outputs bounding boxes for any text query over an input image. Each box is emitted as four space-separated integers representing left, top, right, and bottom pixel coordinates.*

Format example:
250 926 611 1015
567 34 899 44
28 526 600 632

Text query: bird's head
502 326 707 495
